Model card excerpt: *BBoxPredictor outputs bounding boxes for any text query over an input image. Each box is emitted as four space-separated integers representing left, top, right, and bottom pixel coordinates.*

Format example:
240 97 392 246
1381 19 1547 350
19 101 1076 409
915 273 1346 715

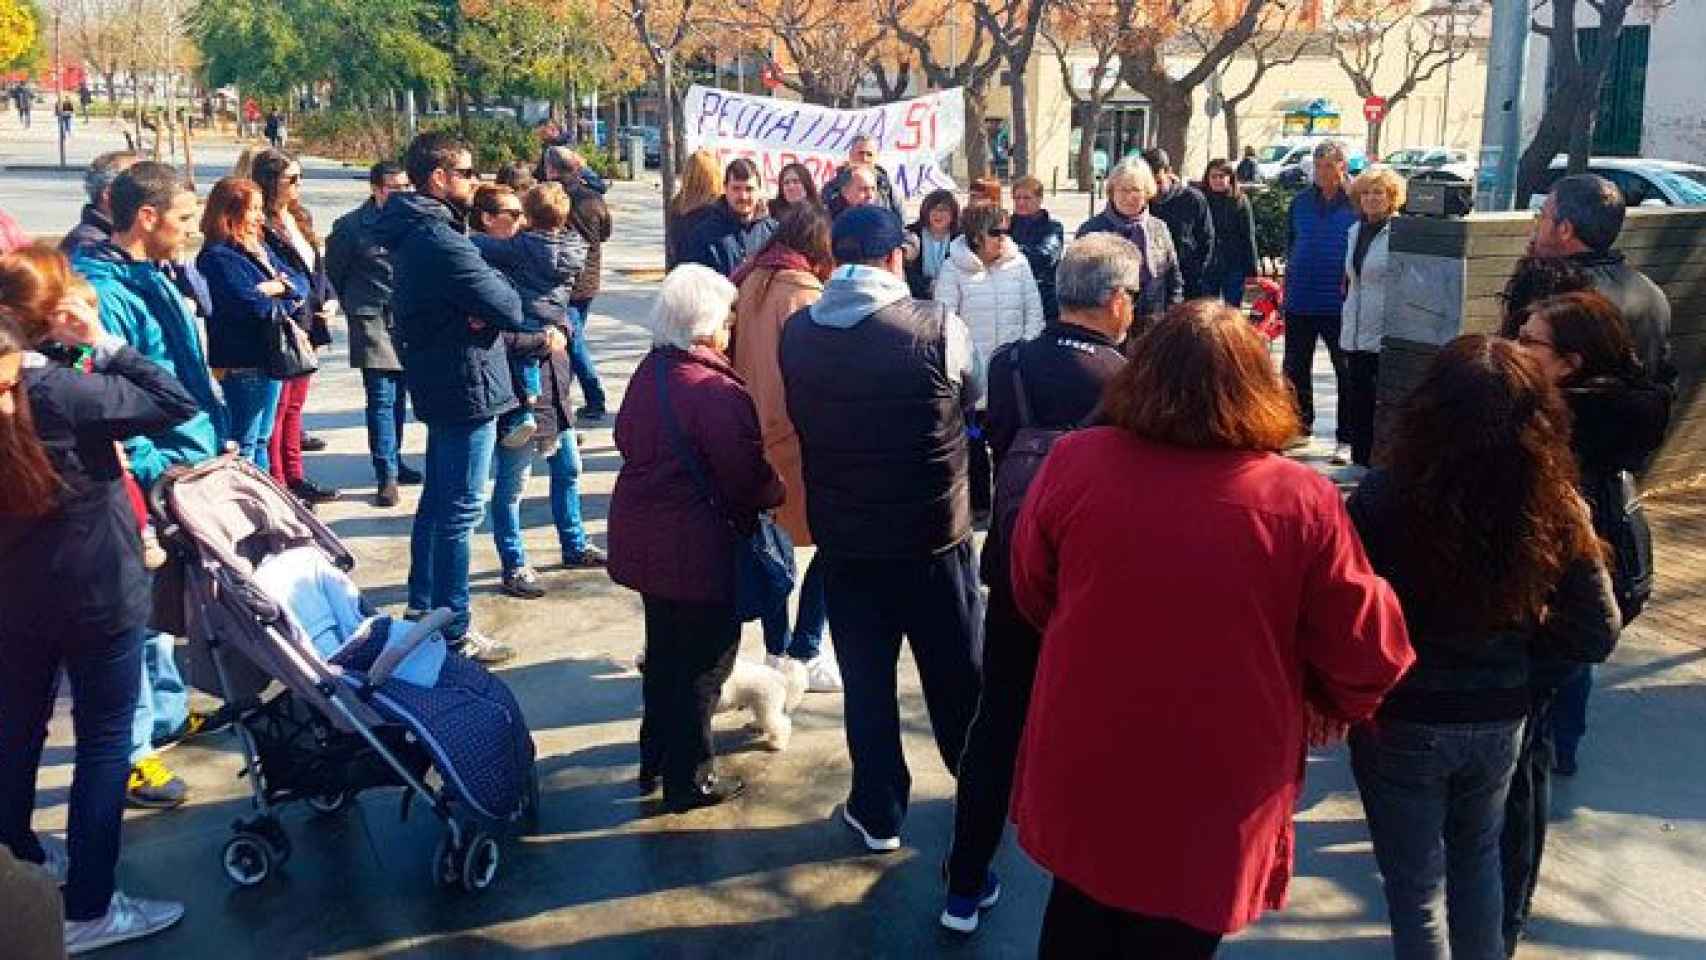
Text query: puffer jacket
1340 218 1392 353
1284 186 1357 316
472 228 586 332
932 235 1044 394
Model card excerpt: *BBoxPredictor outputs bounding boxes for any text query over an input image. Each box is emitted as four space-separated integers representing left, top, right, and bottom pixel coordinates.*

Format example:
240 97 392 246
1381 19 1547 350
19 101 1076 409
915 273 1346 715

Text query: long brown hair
1103 300 1299 451
200 177 264 246
1386 335 1600 627
1202 158 1242 200
0 247 69 515
250 149 319 251
750 204 833 278
670 149 724 218
1526 291 1643 384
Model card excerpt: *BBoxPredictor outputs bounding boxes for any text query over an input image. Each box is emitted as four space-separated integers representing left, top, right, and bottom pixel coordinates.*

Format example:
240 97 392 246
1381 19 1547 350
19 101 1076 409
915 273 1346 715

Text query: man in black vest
780 205 984 853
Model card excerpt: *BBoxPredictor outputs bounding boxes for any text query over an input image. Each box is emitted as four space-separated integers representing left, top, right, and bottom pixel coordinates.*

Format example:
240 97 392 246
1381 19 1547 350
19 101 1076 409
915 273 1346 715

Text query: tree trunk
1151 87 1192 174
962 87 991 180
1006 63 1030 177
1566 92 1594 173
659 57 678 205
1367 118 1383 158
1077 103 1101 192
1223 105 1241 158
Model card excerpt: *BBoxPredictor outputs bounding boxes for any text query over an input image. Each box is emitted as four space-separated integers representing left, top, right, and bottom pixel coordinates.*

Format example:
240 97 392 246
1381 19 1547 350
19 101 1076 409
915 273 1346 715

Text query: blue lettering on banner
733 101 766 138
862 112 887 148
762 109 799 142
695 91 724 137
815 110 857 150
797 112 826 147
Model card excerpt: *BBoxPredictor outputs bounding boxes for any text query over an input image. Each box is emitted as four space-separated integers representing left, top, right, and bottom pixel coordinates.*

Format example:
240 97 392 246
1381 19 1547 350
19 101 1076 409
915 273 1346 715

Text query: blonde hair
1351 167 1407 215
1107 157 1157 199
671 150 724 217
523 182 572 231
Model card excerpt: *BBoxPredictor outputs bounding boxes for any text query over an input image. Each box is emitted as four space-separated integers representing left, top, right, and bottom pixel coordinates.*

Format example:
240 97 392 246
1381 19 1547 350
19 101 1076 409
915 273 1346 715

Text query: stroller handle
368 609 458 686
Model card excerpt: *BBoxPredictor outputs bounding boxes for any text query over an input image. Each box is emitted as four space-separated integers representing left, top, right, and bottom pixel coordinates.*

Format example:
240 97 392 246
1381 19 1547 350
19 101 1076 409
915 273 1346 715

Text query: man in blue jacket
680 158 777 278
72 160 227 810
1282 140 1358 460
375 132 529 664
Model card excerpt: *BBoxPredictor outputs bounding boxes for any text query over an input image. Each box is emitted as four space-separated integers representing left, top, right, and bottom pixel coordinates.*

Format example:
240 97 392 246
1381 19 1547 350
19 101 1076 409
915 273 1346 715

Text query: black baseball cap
831 205 907 262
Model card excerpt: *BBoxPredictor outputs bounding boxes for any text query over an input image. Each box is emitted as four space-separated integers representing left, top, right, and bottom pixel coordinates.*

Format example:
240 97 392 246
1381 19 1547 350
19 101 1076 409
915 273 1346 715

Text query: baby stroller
149 455 538 894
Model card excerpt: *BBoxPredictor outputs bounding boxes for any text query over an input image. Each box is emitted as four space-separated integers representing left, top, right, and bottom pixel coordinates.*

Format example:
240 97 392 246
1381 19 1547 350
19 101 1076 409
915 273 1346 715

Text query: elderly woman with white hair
1075 156 1184 326
608 264 785 812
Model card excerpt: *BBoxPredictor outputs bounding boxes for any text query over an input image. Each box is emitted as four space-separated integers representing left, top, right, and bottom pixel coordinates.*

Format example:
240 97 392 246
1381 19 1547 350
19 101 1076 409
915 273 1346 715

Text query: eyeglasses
1121 286 1143 304
451 166 477 180
284 174 301 184
495 207 524 219
987 227 1010 238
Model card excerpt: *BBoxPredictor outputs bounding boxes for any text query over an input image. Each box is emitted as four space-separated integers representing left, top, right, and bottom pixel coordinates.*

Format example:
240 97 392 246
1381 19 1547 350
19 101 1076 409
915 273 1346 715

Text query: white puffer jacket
1341 219 1392 354
933 235 1044 396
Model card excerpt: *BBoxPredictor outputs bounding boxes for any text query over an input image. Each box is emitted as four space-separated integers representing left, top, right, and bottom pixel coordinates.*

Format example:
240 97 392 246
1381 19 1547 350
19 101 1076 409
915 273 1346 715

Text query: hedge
294 110 621 179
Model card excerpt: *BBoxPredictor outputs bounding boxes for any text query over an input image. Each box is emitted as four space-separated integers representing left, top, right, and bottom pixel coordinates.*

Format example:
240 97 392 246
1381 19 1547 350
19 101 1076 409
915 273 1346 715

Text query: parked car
1260 137 1368 186
1527 157 1706 208
619 126 662 168
1388 146 1476 182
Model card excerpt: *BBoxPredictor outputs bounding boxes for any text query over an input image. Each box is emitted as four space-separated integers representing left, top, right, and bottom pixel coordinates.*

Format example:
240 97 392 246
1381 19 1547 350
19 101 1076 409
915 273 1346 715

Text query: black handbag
262 299 319 380
655 350 795 621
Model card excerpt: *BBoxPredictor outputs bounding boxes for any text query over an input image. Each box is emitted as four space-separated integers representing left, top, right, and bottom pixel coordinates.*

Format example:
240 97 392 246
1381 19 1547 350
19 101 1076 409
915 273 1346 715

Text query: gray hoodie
810 263 984 406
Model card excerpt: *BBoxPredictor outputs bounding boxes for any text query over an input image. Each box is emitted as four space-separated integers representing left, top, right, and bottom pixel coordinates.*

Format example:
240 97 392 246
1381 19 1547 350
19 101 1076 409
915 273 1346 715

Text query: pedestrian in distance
1346 334 1620 960
543 145 615 422
1280 140 1358 460
0 248 199 953
1009 300 1413 957
767 161 822 221
377 131 532 666
1006 176 1065 325
61 151 139 257
679 158 777 280
608 264 785 812
940 232 1137 935
1236 145 1259 184
1200 158 1258 308
664 149 723 271
729 204 843 694
780 204 985 854
903 189 961 301
1339 166 1405 470
1141 147 1216 299
325 160 422 507
1076 156 1183 329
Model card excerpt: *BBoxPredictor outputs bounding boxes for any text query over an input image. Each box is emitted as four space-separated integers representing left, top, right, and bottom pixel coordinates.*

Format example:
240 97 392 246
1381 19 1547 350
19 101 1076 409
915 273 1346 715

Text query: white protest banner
681 85 964 200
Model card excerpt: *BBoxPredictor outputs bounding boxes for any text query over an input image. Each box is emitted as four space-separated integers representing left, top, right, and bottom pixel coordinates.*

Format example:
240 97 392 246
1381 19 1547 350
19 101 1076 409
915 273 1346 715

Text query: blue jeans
568 301 608 412
762 551 826 660
1551 665 1593 763
408 418 497 638
223 369 281 470
490 432 590 572
1351 717 1524 960
1 624 144 920
131 632 187 764
361 369 410 483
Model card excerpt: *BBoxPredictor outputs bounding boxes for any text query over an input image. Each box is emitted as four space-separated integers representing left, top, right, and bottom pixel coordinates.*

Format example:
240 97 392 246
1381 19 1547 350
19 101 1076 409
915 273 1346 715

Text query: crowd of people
0 123 1677 959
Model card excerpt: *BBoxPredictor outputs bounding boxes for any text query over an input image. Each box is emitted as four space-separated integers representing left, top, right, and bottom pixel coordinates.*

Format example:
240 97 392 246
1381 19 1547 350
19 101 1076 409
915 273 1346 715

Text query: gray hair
1549 173 1625 252
1106 156 1157 198
1056 233 1145 310
85 150 138 205
1312 140 1347 163
647 264 737 349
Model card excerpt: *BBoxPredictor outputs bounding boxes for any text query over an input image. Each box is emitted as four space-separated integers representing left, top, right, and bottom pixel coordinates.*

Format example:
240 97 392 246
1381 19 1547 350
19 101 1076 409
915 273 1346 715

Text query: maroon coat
609 346 785 606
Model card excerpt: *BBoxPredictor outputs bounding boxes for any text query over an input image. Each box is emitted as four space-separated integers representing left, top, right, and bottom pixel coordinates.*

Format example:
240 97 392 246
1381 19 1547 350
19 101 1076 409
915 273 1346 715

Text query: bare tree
970 0 1051 176
867 58 914 100
1041 0 1131 190
728 0 898 106
1328 0 1474 157
615 0 701 206
878 0 1007 177
1117 0 1269 170
1191 0 1324 159
1516 0 1673 205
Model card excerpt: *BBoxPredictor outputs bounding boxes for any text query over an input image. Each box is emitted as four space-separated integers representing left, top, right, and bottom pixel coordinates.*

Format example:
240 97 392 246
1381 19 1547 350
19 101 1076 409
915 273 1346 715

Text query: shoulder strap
654 351 736 532
1011 350 1035 429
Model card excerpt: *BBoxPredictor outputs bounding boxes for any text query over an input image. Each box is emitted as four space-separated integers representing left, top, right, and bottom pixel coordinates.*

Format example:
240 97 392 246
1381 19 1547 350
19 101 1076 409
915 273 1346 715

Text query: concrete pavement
5 114 1706 959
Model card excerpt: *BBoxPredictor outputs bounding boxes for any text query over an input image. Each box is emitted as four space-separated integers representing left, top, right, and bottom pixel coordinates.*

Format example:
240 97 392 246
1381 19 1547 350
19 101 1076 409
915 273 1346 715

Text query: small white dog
633 653 809 751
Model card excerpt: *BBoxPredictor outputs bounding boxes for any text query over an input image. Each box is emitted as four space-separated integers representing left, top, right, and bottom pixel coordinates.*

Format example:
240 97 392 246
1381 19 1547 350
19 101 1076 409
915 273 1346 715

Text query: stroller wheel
222 833 273 887
460 833 501 893
308 790 352 816
430 833 461 889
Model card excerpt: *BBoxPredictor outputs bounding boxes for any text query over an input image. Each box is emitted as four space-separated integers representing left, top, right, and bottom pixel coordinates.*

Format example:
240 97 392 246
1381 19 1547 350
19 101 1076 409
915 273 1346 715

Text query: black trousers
1282 311 1349 441
968 411 993 516
638 595 741 800
1500 690 1558 956
946 588 1041 896
822 539 983 838
1343 350 1380 466
1039 878 1224 959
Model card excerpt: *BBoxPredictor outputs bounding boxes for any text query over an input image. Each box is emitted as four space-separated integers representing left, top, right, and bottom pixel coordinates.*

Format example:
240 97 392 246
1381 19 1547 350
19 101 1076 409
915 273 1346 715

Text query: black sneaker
375 480 400 508
397 463 424 485
289 479 338 504
664 775 744 813
300 434 328 452
576 405 607 423
561 544 607 568
501 566 546 599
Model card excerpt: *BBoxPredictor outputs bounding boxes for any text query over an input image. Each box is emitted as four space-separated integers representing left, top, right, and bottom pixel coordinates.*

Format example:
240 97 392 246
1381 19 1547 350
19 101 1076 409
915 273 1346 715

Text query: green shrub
421 116 539 173
576 144 622 180
1248 184 1299 265
296 110 407 165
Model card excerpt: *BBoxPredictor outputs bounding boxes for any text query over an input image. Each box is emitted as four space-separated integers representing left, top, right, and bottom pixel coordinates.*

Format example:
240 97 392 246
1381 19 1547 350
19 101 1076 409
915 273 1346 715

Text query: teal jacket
72 242 226 487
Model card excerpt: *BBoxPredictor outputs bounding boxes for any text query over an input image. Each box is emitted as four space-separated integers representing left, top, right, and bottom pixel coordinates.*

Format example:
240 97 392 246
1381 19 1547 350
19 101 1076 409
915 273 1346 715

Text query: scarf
1099 204 1153 281
730 245 817 288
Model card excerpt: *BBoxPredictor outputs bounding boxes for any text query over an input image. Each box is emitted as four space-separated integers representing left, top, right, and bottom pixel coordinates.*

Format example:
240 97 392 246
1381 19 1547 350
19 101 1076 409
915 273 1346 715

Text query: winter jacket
325 198 401 371
262 221 334 348
1204 190 1259 281
472 229 586 332
1075 205 1184 322
1009 429 1413 935
523 319 575 445
1566 374 1671 624
608 346 785 606
822 163 905 221
1283 186 1358 316
1569 250 1676 387
1340 218 1392 354
566 182 611 303
0 339 199 636
732 264 823 546
665 204 717 272
1346 469 1620 724
1149 179 1216 298
59 203 114 255
196 240 310 370
679 199 777 279
72 242 226 486
933 236 1044 398
904 225 958 302
1008 210 1065 325
373 192 527 425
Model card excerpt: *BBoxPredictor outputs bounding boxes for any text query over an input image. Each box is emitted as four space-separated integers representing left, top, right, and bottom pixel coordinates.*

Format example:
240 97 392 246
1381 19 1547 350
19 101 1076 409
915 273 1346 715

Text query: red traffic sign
1363 96 1387 123
760 61 783 91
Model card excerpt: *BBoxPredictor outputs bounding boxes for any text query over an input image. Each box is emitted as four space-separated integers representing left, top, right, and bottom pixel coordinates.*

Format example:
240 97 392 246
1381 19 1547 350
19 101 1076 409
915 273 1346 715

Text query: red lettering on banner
896 101 927 151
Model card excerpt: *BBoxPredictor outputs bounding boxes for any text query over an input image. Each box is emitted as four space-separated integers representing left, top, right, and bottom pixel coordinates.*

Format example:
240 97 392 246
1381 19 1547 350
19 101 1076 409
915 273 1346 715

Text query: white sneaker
841 805 901 853
39 834 68 886
803 653 843 693
1329 442 1351 466
64 891 184 954
455 630 516 665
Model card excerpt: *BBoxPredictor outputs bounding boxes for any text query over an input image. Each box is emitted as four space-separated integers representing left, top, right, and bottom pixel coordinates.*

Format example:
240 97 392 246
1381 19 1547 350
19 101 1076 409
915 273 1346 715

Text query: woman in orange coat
730 205 842 692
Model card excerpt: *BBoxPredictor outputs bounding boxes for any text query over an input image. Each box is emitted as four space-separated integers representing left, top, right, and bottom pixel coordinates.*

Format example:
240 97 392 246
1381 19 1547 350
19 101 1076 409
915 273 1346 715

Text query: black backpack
1586 469 1654 625
983 355 1099 586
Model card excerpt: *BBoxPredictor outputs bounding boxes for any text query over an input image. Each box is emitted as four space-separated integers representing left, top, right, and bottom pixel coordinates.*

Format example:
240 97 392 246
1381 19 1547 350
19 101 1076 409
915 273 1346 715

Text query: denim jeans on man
1551 665 1593 766
822 539 982 839
490 432 590 573
361 369 411 483
567 301 608 413
132 632 188 764
222 369 281 470
408 418 497 638
762 552 826 661
0 625 144 921
1351 717 1524 960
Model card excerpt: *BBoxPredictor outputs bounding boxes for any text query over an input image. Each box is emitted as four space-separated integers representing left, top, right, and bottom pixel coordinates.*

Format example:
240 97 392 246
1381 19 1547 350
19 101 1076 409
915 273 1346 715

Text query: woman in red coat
1008 301 1415 956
